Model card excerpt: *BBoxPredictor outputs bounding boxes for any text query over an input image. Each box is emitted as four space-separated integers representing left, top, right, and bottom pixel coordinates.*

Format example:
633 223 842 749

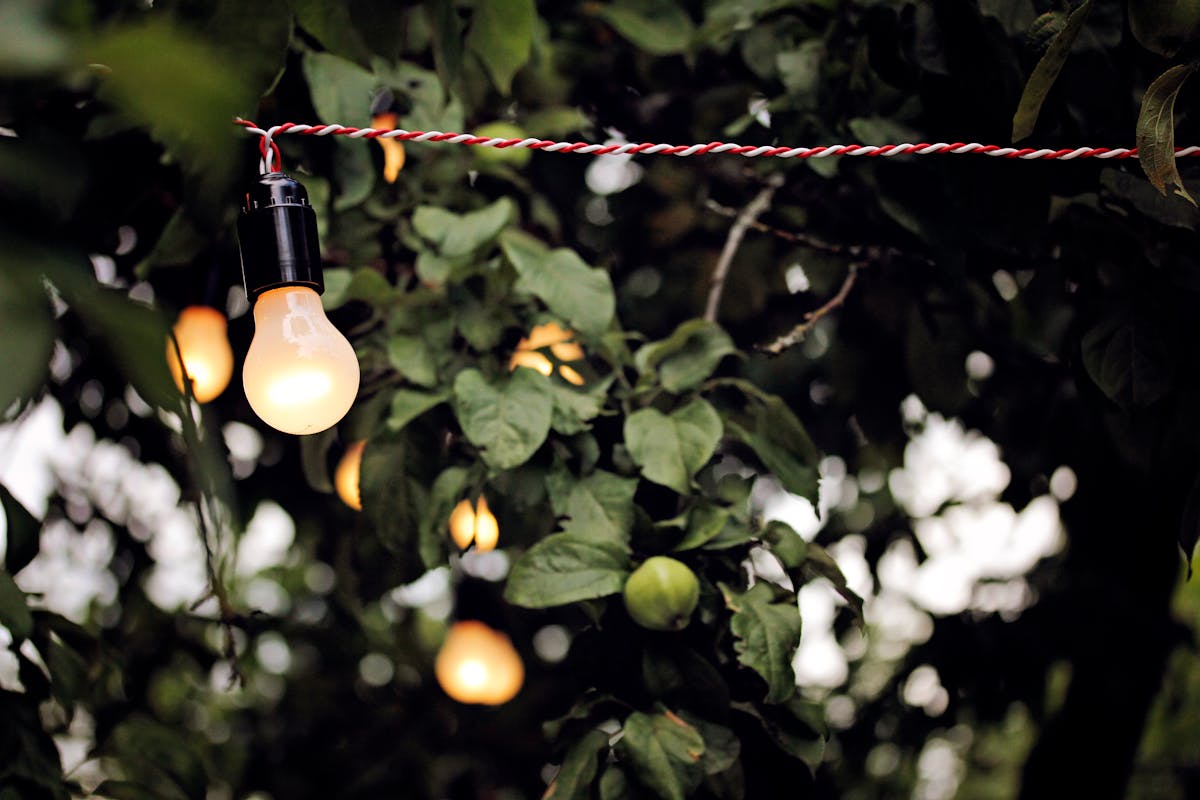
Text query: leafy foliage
1 1 1200 799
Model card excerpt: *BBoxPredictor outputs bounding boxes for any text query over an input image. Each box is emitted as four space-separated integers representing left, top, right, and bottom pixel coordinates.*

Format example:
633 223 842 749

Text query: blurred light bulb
371 112 406 183
167 305 234 403
448 495 499 551
335 440 366 510
435 620 524 705
243 286 360 435
509 322 586 384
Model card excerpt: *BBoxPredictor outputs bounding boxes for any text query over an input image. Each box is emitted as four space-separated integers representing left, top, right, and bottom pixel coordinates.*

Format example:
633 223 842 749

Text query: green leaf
800 544 864 624
453 368 553 470
86 20 255 199
286 0 371 66
504 534 630 608
635 319 735 393
544 729 610 800
299 429 336 493
615 709 706 800
1137 63 1198 206
466 0 534 95
598 0 696 56
624 400 722 494
1011 0 1094 142
549 379 609 436
425 0 465 88
387 335 438 387
62 281 179 410
321 267 393 310
205 0 292 98
720 582 801 704
419 467 470 569
674 503 730 551
1081 313 1171 409
724 388 820 503
388 388 450 431
679 713 740 776
0 268 52 417
0 569 32 640
561 470 637 546
359 436 422 581
301 52 377 209
762 520 807 570
598 766 633 800
501 230 616 338
413 198 516 258
732 698 826 772
1 487 39 575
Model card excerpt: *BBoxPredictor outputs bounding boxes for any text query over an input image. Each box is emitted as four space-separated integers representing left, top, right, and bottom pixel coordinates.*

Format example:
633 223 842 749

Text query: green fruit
472 121 532 167
622 556 700 632
1130 0 1200 56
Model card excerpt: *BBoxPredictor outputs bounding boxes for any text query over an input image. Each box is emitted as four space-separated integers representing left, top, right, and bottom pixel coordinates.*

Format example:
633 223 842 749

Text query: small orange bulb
371 113 406 183
167 306 235 403
447 495 500 551
334 440 366 510
509 322 586 384
435 620 524 705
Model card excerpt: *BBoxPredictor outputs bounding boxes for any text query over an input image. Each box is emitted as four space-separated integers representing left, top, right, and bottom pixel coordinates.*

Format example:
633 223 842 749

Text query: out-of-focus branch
758 265 860 355
704 178 782 322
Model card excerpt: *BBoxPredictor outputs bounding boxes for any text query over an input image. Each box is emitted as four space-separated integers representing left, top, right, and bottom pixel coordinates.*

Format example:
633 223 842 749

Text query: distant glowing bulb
335 440 366 510
509 322 586 384
448 495 499 551
435 621 524 705
242 286 360 435
167 306 234 403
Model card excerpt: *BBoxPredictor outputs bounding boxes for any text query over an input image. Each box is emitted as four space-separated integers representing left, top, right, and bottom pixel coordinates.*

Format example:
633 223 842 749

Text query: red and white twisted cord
235 118 1200 173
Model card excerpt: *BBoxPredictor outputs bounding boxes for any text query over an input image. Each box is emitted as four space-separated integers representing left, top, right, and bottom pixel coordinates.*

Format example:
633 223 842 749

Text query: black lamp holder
237 172 323 301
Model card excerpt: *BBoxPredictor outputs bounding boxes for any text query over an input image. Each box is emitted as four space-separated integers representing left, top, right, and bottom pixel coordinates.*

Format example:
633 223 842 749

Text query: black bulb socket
237 172 323 301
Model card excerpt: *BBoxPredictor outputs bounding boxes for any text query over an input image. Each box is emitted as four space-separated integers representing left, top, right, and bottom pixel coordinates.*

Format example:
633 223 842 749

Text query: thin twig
169 332 244 688
758 265 860 356
704 179 782 322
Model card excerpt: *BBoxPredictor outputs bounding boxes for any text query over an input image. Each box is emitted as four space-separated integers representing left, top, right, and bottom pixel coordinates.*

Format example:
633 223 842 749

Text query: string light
167 305 234 403
237 172 360 435
435 620 524 706
448 496 500 552
335 440 366 510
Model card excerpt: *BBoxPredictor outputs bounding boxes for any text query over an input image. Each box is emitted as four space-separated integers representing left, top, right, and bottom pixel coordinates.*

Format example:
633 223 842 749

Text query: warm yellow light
447 495 500 551
335 440 366 510
372 112 406 183
473 496 499 552
435 621 524 705
243 286 360 435
448 498 476 550
509 349 554 376
167 306 234 403
510 322 586 384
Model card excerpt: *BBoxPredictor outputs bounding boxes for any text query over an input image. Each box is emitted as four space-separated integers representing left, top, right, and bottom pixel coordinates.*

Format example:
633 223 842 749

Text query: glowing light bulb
509 322 586 384
242 286 360 435
335 440 366 510
435 620 524 705
447 495 500 551
166 306 234 403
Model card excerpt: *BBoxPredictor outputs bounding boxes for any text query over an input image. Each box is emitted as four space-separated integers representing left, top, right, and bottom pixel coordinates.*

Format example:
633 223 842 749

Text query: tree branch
704 179 781 322
758 265 860 356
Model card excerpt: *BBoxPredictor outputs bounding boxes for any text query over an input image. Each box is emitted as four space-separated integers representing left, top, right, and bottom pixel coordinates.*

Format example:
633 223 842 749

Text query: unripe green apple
622 556 700 632
472 121 532 167
1129 0 1200 56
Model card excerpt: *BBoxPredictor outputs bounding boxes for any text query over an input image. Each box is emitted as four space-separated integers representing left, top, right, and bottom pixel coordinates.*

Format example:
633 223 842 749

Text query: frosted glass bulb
435 621 524 705
243 286 359 435
167 306 234 403
335 440 366 510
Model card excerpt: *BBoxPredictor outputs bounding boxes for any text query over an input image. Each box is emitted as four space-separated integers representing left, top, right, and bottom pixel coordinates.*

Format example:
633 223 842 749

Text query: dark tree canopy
1 1 1200 799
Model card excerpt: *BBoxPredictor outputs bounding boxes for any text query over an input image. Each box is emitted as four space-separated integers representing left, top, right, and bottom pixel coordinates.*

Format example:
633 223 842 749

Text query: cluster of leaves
4 0 1200 798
